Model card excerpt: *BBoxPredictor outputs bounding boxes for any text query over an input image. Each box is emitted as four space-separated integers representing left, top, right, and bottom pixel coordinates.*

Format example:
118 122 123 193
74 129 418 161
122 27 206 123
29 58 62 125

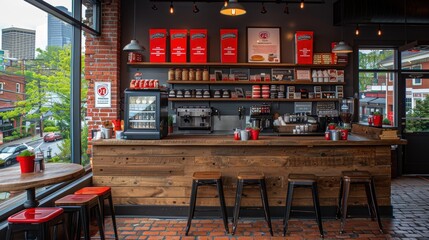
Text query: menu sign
170 29 188 62
190 29 207 63
247 27 281 63
149 29 167 62
220 29 238 63
295 31 314 64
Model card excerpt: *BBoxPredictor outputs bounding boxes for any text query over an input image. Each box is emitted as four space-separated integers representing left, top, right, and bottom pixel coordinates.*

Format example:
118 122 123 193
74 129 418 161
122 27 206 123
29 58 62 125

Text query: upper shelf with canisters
127 62 347 68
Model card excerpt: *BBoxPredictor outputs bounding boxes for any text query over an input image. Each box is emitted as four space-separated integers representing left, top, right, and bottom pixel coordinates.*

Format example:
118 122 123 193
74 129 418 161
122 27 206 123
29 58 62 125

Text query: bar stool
232 172 273 236
283 174 324 238
55 194 105 240
75 186 118 239
185 171 229 236
337 170 383 234
6 207 67 240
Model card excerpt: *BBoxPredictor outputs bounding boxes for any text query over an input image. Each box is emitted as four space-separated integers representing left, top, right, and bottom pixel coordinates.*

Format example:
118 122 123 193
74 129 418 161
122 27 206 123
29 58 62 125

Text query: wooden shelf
128 62 346 68
167 80 346 85
169 98 340 102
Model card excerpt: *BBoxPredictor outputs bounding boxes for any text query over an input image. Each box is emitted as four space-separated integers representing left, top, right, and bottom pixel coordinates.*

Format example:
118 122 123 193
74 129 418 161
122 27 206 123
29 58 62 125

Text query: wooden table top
0 163 85 192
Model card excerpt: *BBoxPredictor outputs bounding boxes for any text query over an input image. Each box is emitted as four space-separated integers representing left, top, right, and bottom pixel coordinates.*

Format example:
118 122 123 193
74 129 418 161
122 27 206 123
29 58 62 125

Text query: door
400 73 429 174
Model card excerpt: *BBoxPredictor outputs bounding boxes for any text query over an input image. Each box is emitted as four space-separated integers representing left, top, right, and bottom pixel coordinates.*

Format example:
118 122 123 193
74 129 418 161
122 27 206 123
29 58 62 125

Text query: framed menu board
247 27 281 63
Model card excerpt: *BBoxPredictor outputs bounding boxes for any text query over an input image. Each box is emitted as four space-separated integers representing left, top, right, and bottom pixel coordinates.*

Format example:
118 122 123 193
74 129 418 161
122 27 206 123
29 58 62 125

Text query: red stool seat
8 207 64 224
75 186 111 196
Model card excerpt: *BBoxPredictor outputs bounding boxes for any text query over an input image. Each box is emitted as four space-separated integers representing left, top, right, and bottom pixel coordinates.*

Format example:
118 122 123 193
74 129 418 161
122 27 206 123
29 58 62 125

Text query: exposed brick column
85 0 121 144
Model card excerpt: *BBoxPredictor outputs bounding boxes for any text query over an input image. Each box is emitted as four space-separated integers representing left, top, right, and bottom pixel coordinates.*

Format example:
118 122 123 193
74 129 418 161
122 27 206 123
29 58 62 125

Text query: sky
0 0 71 52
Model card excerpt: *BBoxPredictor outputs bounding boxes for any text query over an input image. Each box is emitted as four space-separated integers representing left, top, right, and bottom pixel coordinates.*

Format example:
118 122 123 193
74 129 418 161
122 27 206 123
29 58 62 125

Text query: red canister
325 131 331 140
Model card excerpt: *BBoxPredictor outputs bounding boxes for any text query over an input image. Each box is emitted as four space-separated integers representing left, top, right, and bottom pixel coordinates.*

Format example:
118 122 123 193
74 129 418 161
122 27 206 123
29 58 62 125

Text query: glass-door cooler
123 89 168 139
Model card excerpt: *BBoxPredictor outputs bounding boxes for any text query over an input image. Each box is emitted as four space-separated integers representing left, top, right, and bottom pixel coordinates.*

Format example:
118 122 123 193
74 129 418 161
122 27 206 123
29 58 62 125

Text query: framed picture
296 69 311 81
247 27 281 63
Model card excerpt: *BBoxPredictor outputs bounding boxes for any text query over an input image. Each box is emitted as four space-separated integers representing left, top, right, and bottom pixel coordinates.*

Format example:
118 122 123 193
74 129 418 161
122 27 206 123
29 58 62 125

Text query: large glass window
358 49 397 126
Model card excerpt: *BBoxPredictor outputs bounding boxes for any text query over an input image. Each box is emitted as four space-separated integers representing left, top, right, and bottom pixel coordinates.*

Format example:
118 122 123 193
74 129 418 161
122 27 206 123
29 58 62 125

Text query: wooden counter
91 134 405 217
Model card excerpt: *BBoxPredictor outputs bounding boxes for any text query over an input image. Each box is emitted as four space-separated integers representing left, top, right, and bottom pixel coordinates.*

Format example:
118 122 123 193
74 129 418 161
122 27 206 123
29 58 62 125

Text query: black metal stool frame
97 190 119 240
283 180 324 238
185 178 229 236
232 179 273 236
336 176 383 234
6 213 68 240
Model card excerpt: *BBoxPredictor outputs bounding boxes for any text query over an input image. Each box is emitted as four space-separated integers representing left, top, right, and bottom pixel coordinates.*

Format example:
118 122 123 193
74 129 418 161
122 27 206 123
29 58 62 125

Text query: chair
185 171 229 235
6 207 67 240
232 172 273 236
337 170 383 234
283 174 324 237
75 186 118 239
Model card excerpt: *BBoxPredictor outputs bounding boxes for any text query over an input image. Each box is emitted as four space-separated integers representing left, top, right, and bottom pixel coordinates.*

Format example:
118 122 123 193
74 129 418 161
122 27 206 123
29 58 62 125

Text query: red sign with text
295 31 314 64
220 29 238 63
170 29 188 62
190 29 207 63
149 29 167 62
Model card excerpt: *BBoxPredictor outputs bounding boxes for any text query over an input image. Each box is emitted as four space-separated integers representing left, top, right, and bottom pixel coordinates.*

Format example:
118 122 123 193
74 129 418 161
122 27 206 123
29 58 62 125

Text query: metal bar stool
75 186 118 239
232 172 273 236
337 170 383 234
55 194 105 240
6 207 68 240
185 171 229 236
283 174 324 238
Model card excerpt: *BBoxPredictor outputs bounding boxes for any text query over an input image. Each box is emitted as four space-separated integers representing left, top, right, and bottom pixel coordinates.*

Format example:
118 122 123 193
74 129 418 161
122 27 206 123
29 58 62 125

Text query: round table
0 163 85 208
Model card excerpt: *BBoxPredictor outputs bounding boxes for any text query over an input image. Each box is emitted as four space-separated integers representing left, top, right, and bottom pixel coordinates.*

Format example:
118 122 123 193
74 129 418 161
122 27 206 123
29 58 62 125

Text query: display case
124 89 168 139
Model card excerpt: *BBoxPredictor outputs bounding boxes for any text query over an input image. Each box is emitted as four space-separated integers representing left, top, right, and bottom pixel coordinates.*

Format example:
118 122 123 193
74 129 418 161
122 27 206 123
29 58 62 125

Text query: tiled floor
99 176 429 240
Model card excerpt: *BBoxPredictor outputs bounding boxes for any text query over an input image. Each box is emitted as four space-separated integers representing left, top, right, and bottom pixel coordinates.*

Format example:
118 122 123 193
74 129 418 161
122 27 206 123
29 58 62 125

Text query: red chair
75 186 118 239
6 207 67 240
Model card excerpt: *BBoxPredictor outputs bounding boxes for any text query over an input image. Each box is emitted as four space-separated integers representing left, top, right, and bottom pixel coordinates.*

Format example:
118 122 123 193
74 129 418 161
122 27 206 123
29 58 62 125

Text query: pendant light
332 25 353 54
220 0 246 16
123 0 145 52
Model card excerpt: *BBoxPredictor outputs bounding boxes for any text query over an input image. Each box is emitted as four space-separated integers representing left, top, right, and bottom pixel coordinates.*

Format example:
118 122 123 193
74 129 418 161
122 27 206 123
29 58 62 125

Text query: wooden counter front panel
92 145 391 207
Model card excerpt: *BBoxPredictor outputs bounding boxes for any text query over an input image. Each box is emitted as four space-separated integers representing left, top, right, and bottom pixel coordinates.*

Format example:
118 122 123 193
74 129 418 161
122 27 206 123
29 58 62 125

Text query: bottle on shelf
168 68 175 81
175 68 182 81
203 69 209 81
182 68 189 81
189 68 195 81
195 68 202 81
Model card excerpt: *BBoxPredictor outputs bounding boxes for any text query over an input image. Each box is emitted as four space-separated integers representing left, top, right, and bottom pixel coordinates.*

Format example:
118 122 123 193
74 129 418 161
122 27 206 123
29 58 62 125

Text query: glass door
128 95 157 130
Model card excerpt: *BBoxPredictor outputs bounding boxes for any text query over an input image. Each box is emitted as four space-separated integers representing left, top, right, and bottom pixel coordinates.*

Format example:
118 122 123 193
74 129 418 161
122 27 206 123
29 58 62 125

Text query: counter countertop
92 134 406 146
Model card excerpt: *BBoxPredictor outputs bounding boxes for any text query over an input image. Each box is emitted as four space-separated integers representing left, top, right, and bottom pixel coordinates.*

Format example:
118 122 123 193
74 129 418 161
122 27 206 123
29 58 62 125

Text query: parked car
0 144 29 167
43 132 63 142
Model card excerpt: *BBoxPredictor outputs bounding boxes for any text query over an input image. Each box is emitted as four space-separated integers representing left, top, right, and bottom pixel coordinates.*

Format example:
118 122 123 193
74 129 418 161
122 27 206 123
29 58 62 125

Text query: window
0 82 4 94
358 49 397 126
16 83 20 93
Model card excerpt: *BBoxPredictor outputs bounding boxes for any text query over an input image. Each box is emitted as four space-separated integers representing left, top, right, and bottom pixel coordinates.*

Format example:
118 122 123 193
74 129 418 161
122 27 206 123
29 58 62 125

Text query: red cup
340 129 348 140
325 131 331 140
234 131 240 140
17 156 35 173
251 129 260 140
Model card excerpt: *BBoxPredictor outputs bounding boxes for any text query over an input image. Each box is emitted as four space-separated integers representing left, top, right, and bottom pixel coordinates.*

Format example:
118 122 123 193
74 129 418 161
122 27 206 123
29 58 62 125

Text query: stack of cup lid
262 85 270 99
195 89 203 98
252 85 261 98
203 89 211 98
213 89 221 98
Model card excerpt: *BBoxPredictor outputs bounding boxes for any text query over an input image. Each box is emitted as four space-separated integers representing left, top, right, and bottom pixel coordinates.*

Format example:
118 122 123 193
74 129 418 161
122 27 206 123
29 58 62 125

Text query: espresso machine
177 106 213 132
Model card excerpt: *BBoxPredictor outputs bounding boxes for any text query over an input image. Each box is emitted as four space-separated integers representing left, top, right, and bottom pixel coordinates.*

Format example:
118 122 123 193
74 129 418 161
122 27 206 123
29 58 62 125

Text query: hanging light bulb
193 2 200 13
151 4 158 11
300 0 304 9
377 24 382 36
220 0 246 16
355 24 360 36
284 3 289 14
169 2 174 14
224 0 228 7
260 2 267 14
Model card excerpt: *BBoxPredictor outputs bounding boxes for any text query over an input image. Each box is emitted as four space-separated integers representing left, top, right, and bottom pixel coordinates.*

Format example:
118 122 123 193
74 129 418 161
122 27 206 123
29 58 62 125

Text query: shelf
167 80 346 85
169 98 340 102
128 62 347 68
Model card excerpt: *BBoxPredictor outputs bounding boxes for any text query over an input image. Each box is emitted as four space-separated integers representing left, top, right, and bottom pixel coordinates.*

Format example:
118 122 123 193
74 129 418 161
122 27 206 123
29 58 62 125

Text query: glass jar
202 69 209 81
182 68 189 81
189 68 195 81
175 68 182 81
168 68 175 81
196 68 202 81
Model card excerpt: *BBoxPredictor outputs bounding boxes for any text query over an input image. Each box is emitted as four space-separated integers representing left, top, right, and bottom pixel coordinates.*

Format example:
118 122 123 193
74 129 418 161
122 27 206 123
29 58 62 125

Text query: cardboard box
295 31 314 64
149 29 167 62
170 29 188 62
190 29 207 63
220 29 238 63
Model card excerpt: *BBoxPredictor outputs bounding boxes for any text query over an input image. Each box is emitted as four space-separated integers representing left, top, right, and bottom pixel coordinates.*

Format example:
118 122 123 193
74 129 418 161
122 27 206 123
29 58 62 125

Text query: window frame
15 83 20 93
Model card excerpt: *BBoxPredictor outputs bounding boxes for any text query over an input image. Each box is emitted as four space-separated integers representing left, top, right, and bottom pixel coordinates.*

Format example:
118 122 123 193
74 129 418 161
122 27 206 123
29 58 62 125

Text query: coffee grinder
339 98 355 130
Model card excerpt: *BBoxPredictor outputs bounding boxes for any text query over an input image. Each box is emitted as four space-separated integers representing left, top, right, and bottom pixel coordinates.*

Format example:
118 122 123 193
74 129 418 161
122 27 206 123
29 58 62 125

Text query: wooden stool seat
55 194 105 240
237 172 264 180
75 186 119 240
6 208 67 240
186 171 229 236
232 172 273 236
337 170 383 234
283 173 324 237
193 171 221 180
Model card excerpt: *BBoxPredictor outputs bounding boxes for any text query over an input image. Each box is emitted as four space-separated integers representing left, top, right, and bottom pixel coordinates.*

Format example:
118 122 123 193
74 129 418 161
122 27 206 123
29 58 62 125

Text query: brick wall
0 72 25 109
85 0 121 141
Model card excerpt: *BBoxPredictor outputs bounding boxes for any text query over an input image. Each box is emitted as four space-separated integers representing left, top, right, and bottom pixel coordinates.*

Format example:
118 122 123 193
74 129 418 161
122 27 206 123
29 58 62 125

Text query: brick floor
96 177 429 240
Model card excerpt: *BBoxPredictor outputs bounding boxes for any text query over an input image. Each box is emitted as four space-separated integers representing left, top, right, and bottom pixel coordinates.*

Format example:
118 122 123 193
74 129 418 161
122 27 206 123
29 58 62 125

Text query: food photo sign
247 27 281 63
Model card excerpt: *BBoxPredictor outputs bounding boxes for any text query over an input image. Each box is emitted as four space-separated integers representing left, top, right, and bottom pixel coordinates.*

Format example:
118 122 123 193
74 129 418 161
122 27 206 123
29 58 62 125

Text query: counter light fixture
123 0 145 52
332 41 353 54
284 3 289 14
300 0 304 9
169 2 174 14
220 0 246 16
260 2 267 14
193 2 200 13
